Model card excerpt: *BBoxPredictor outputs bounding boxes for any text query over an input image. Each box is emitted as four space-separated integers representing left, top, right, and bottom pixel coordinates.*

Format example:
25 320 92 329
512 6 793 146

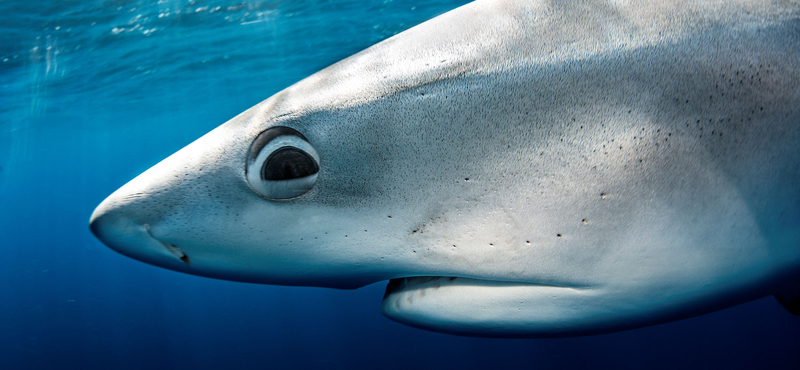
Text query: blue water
1 1 799 369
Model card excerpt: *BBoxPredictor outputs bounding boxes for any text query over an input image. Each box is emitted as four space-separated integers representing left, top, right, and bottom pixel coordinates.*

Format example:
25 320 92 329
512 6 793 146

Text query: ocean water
1 0 799 369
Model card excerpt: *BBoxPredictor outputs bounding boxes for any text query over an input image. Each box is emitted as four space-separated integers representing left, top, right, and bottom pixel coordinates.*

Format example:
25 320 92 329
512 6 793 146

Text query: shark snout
89 192 193 271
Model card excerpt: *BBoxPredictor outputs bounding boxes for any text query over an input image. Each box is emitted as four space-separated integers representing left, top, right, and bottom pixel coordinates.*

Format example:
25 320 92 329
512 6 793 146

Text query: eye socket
246 126 320 200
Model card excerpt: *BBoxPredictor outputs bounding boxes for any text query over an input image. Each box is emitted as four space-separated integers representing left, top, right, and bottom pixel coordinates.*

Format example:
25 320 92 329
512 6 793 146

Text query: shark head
90 0 800 337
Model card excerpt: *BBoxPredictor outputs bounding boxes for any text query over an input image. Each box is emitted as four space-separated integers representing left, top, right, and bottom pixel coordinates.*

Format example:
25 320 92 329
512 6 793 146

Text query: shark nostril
163 243 190 265
160 241 191 266
143 224 190 265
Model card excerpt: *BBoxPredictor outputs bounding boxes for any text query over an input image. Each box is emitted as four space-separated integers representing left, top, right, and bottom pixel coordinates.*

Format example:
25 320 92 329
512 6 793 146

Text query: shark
89 0 800 337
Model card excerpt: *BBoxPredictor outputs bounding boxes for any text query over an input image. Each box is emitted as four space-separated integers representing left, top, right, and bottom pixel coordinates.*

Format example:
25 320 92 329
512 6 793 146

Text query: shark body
90 0 800 337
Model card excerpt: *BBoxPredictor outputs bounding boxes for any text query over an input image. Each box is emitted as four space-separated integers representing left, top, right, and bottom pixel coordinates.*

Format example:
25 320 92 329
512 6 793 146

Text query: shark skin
89 0 800 337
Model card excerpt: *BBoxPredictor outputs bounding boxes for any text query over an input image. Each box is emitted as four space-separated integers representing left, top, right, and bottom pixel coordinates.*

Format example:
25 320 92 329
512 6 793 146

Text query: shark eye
246 126 320 200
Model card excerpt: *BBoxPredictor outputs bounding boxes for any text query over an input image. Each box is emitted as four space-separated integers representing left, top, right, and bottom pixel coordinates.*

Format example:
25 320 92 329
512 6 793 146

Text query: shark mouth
384 276 583 296
380 276 595 337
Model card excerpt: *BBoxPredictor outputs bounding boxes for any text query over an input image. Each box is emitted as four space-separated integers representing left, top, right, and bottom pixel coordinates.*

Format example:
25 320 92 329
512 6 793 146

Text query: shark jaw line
380 275 604 338
384 276 590 295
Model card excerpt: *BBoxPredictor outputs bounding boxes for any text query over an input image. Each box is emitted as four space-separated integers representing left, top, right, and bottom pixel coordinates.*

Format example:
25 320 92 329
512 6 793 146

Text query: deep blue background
1 1 798 369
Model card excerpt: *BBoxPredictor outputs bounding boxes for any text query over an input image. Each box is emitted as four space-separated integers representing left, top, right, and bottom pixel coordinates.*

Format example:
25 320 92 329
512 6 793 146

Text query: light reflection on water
0 0 467 122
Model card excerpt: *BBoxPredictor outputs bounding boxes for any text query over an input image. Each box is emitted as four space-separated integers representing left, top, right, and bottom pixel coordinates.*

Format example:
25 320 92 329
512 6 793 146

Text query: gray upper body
90 0 800 337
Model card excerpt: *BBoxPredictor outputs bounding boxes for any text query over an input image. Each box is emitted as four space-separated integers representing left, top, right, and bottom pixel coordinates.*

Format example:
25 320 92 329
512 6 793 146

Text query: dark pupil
261 147 319 181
